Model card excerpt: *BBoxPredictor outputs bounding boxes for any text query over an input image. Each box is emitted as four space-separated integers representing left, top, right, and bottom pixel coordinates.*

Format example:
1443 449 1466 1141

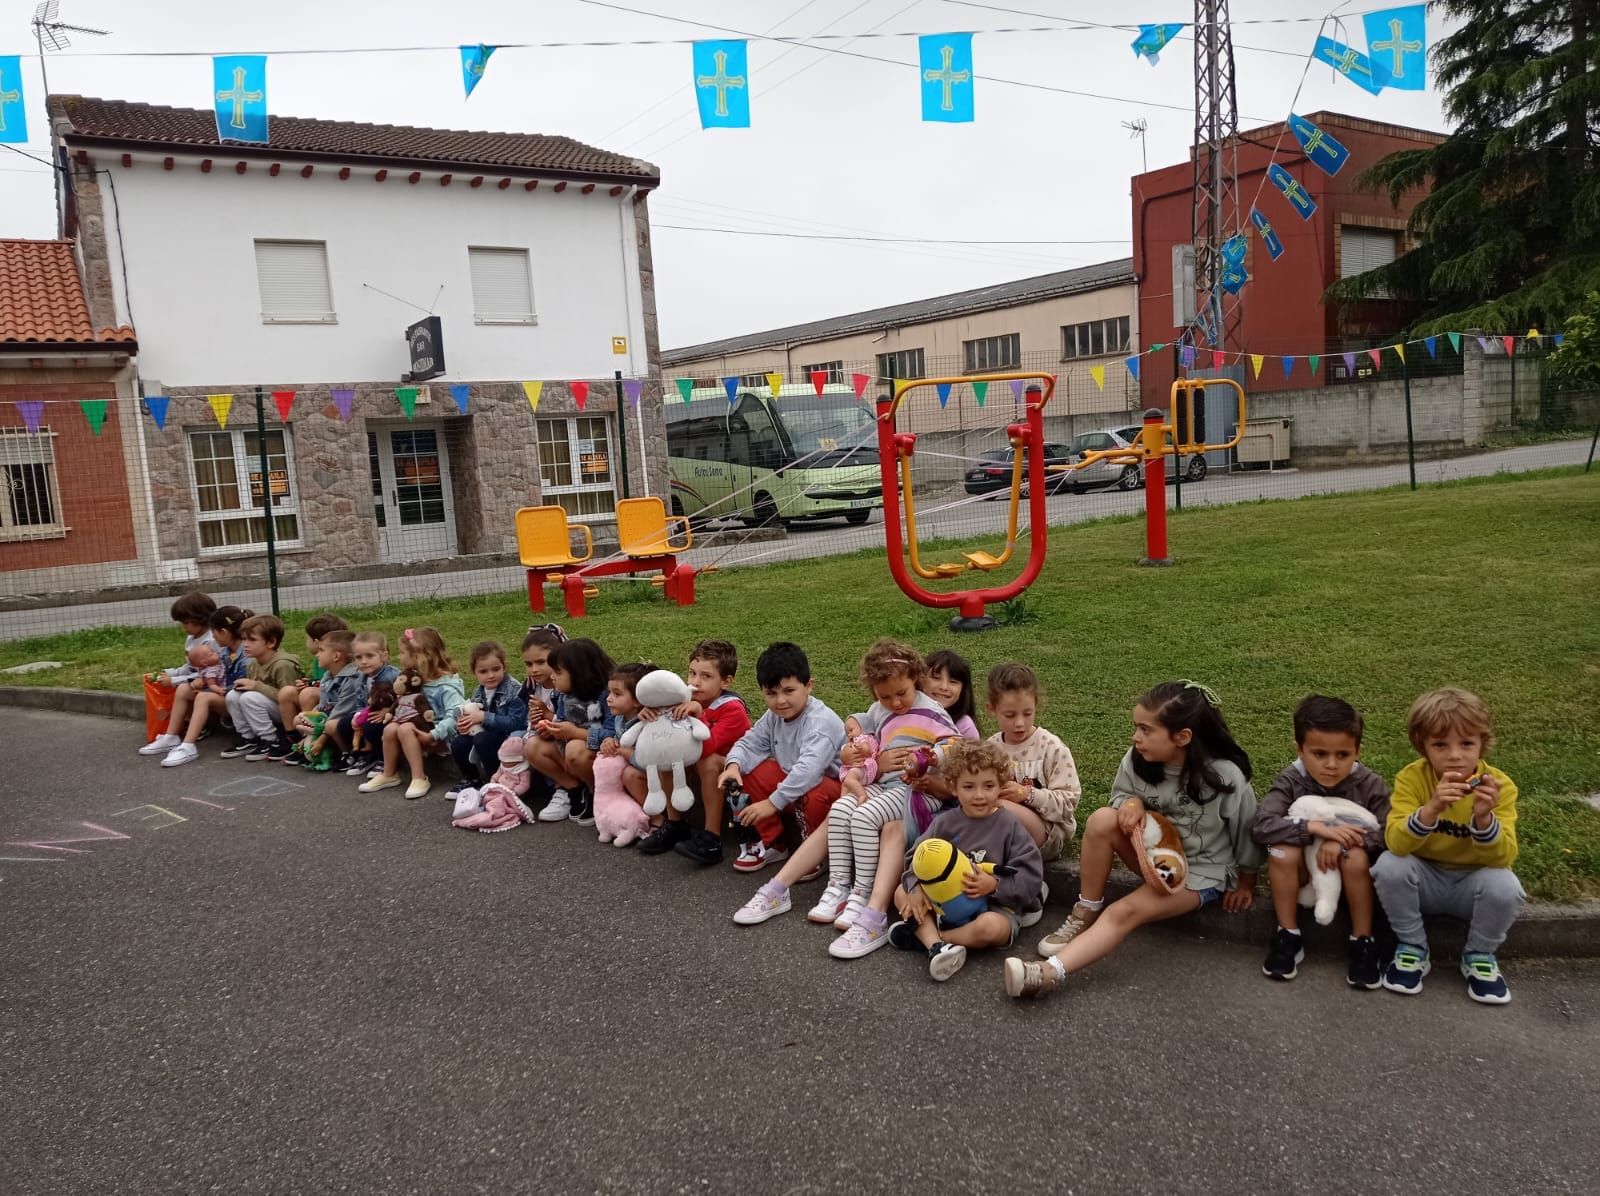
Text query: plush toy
294 710 335 772
1287 793 1381 924
911 837 1004 928
392 668 434 732
1130 810 1188 894
840 733 880 797
355 680 397 754
592 753 651 847
619 669 710 816
452 736 535 832
188 643 227 695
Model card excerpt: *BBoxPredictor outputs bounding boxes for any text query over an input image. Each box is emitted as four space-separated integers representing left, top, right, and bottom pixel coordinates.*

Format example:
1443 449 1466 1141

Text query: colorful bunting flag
623 379 644 408
1313 36 1385 96
1393 343 1406 365
851 373 870 400
1221 235 1248 265
766 372 783 398
396 386 419 420
460 45 497 98
1424 336 1438 359
1288 113 1351 176
449 383 470 414
1211 350 1226 370
1308 355 1321 374
1342 352 1356 375
81 399 109 435
1268 163 1317 221
893 379 911 400
919 34 974 123
675 378 693 404
722 377 739 404
521 381 543 412
1250 208 1285 261
692 41 751 129
936 382 953 408
1364 5 1427 91
1219 262 1249 295
146 395 170 429
1527 328 1541 344
0 56 28 144
1180 345 1197 369
1553 334 1565 347
1250 354 1265 379
1281 357 1294 379
272 390 295 421
1124 357 1141 382
809 371 828 396
1008 379 1025 404
571 381 590 410
1149 343 1167 353
1475 336 1490 354
1089 365 1106 391
1448 332 1461 354
16 400 43 434
213 55 269 143
1367 349 1383 371
973 380 989 405
1131 24 1184 65
1502 335 1516 356
331 388 354 421
207 394 233 427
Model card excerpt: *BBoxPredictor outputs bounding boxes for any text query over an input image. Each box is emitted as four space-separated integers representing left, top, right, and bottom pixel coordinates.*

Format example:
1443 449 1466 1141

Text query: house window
1061 316 1130 360
801 360 845 384
468 246 537 324
0 427 67 541
877 348 926 381
365 433 386 528
187 428 302 552
963 333 1021 372
537 416 618 521
1340 227 1397 296
253 240 335 323
738 372 772 389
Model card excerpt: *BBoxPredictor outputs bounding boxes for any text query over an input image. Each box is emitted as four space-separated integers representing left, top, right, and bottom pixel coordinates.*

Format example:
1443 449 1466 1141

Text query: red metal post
561 572 588 618
1139 408 1173 567
673 563 696 607
527 570 545 614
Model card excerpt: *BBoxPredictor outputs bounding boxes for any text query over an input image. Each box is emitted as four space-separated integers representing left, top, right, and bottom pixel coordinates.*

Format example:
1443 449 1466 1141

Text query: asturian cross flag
1364 5 1427 91
1250 207 1285 261
1312 36 1385 96
213 55 269 143
919 34 974 123
692 40 751 129
1131 24 1184 65
1267 163 1318 221
461 45 498 98
1288 113 1350 176
0 55 27 144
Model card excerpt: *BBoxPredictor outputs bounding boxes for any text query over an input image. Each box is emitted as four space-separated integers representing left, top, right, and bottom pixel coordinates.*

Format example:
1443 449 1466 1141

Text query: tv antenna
31 2 110 97
1121 118 1149 174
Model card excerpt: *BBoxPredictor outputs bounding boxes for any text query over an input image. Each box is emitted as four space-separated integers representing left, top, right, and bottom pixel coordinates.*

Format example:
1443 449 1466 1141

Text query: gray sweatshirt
726 696 846 811
1108 749 1265 892
901 806 1044 913
1250 759 1391 855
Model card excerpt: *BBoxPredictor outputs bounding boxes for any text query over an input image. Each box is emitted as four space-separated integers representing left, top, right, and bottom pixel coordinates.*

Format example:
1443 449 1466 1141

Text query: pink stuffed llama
592 752 650 847
451 736 535 834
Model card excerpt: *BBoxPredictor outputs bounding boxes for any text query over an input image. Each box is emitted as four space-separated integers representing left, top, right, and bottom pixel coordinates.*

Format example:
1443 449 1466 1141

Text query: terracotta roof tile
52 95 659 184
0 239 137 349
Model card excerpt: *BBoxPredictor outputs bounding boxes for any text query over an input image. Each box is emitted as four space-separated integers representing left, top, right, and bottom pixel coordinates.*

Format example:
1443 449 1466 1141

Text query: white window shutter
469 248 536 322
1341 228 1397 278
254 241 335 320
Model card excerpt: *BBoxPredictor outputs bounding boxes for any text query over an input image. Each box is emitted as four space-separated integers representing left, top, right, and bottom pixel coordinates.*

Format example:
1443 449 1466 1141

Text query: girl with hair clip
358 626 465 800
145 605 254 766
526 637 615 826
1005 680 1264 999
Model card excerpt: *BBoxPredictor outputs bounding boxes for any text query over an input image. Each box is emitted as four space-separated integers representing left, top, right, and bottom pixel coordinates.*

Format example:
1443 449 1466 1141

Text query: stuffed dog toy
619 669 710 816
1130 810 1188 894
1287 793 1380 924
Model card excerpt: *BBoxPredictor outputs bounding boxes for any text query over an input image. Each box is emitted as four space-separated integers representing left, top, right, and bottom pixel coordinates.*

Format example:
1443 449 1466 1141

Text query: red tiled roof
51 95 660 184
0 240 136 350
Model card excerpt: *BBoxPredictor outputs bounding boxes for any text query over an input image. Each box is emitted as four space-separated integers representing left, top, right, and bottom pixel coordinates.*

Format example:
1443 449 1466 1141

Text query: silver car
1064 426 1209 491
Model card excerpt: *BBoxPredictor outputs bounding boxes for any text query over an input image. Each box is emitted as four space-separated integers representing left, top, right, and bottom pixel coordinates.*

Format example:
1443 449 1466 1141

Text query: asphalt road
3 708 1597 1195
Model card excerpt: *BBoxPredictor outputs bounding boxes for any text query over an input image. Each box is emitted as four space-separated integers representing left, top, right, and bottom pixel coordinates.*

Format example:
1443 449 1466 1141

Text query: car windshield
1070 432 1118 454
775 395 879 463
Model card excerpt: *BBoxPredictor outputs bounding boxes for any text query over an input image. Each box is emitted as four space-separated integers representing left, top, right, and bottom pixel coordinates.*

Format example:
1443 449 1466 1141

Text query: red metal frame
526 556 698 618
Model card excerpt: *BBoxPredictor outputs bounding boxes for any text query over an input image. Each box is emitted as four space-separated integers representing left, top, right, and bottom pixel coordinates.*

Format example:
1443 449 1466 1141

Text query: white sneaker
160 742 199 768
404 779 431 800
806 881 851 924
833 889 868 931
828 918 890 959
929 942 968 982
1020 881 1050 929
732 887 791 926
537 789 571 822
140 733 181 756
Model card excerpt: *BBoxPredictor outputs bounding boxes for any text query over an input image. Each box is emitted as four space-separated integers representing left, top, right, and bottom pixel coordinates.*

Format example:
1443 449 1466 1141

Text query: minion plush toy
911 837 1004 928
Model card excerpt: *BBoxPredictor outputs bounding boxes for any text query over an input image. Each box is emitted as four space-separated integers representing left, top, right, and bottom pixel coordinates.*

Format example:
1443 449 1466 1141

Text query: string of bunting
0 328 1564 435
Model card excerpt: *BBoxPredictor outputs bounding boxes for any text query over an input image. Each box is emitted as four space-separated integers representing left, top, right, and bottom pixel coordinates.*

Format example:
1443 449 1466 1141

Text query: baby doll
839 732 880 800
452 736 535 832
189 643 227 696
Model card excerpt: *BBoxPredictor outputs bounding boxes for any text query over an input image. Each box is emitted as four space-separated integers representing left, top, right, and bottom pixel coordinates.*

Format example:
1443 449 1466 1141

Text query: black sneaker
1347 935 1383 990
888 920 922 951
263 738 295 763
569 787 596 827
219 737 257 759
1262 927 1304 982
673 828 724 865
637 820 690 855
244 739 277 762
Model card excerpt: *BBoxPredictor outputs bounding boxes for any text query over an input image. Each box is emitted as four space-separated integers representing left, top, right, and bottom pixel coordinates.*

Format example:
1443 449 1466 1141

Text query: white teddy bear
1287 793 1380 925
619 669 710 816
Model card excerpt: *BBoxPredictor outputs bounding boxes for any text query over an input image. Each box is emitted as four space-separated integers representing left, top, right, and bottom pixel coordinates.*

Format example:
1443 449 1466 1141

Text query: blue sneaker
1461 953 1511 1004
1380 943 1431 995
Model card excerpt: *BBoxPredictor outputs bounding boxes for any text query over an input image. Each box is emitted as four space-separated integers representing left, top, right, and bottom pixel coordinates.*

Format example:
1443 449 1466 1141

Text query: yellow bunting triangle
1089 365 1105 391
1527 328 1541 343
892 378 910 399
1394 343 1406 364
207 394 233 427
766 372 784 398
521 381 543 412
1250 354 1264 379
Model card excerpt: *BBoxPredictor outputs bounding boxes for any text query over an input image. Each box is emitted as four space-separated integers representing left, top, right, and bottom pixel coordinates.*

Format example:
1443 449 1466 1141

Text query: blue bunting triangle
145 395 170 429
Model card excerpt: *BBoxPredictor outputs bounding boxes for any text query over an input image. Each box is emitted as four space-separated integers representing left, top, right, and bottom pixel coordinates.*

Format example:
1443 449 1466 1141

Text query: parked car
1065 425 1208 492
962 443 1075 495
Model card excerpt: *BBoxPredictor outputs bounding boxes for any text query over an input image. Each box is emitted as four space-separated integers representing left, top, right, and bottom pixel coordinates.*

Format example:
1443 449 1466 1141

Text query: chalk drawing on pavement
111 805 188 830
179 796 235 812
208 776 304 799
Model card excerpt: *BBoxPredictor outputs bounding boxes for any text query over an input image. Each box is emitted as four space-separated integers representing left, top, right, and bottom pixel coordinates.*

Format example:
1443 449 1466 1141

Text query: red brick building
1132 111 1444 405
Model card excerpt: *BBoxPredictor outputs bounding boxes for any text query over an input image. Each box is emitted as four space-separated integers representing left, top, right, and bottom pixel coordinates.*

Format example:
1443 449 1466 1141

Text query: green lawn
6 469 1599 899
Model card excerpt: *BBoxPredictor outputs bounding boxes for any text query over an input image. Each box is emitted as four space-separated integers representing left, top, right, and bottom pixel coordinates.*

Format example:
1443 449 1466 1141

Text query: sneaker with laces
219 738 257 760
806 881 850 924
569 788 595 827
344 755 374 776
160 742 200 768
139 733 182 756
638 820 690 855
833 889 868 931
829 917 890 959
1262 927 1305 982
732 840 787 874
928 941 967 981
1347 935 1383 990
264 739 296 764
537 789 571 822
732 886 791 925
673 828 724 865
888 920 922 951
1380 943 1431 995
1461 953 1511 1004
1004 956 1061 999
1037 902 1101 957
245 739 279 762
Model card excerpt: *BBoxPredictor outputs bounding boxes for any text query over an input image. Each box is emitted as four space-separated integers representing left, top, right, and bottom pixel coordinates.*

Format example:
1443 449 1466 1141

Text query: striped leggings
827 785 907 893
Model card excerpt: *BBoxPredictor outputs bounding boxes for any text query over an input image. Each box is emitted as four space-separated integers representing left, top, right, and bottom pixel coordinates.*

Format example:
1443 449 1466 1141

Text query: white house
46 94 666 583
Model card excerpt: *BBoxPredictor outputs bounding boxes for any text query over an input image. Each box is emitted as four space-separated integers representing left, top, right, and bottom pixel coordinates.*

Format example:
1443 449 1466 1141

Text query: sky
0 1 1454 349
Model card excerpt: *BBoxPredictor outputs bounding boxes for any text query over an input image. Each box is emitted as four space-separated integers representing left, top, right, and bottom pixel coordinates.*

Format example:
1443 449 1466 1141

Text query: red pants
741 759 841 849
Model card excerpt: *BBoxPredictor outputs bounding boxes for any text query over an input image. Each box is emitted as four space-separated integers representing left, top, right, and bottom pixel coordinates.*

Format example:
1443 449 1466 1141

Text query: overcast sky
2 1 1452 348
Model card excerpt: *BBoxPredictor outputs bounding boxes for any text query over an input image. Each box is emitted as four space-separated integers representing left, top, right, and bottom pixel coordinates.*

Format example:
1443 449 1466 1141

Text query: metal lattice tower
1190 0 1240 349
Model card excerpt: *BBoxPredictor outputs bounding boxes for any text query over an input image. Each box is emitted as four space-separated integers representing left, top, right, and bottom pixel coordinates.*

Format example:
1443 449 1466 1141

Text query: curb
0 685 143 722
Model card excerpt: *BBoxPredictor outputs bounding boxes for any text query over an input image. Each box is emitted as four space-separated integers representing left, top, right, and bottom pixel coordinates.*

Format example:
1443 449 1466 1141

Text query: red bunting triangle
850 372 870 400
1502 335 1516 356
1211 350 1226 370
272 390 295 422
810 371 827 396
570 381 589 410
1367 348 1382 371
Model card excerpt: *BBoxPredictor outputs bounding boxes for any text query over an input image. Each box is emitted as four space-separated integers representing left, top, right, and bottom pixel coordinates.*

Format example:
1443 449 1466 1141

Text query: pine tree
1327 1 1598 332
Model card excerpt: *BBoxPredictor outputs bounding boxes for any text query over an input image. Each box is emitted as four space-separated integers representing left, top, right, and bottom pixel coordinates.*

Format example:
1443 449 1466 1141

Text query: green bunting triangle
396 386 418 420
972 380 988 406
1307 355 1320 374
80 399 109 435
1447 332 1461 354
674 377 693 404
1150 343 1167 352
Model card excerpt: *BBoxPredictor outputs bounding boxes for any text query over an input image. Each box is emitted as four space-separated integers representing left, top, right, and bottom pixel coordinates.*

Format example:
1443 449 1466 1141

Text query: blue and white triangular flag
1313 37 1385 95
0 56 27 144
1221 234 1249 266
1364 6 1427 91
1268 163 1317 221
1131 24 1185 65
213 55 269 143
919 34 974 123
1219 263 1250 295
461 45 497 98
693 41 751 129
1250 207 1285 261
1288 113 1350 176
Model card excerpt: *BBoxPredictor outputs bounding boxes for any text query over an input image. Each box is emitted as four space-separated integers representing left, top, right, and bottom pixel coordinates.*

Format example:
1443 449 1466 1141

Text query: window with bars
801 360 845 384
536 416 618 520
253 240 336 323
876 348 926 381
963 333 1021 372
187 428 302 552
468 246 537 323
0 427 67 541
1061 316 1131 360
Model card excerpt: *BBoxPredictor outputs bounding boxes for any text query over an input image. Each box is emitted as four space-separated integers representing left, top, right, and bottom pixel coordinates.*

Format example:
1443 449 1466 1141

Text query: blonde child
289 631 363 770
526 637 614 826
146 605 252 766
224 615 302 761
272 613 347 760
1006 680 1261 999
338 631 400 773
358 626 465 799
985 663 1082 861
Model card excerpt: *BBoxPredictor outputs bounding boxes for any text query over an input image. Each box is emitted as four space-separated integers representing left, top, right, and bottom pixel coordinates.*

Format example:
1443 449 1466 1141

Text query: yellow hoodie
1384 758 1518 870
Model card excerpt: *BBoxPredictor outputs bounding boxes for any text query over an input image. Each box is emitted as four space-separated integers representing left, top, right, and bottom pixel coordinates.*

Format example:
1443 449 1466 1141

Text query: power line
654 224 1125 245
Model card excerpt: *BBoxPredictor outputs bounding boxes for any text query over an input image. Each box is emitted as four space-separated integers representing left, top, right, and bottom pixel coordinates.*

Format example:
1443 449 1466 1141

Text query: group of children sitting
139 591 1525 1005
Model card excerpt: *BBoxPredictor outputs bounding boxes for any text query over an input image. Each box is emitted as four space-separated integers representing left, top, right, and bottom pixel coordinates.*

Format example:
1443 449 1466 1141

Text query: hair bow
1181 679 1221 707
526 622 567 643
